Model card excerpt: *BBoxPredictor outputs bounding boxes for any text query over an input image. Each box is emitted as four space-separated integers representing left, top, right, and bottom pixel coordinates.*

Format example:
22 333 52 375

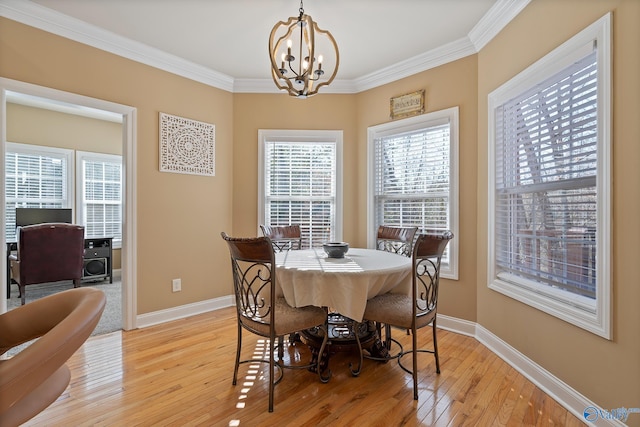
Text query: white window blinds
79 152 123 244
495 50 598 299
4 144 71 241
373 122 451 234
264 140 337 248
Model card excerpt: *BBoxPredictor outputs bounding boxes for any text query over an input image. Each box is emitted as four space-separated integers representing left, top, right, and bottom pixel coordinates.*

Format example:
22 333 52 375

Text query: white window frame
76 150 123 248
258 129 343 246
487 14 611 338
5 142 74 241
367 107 459 279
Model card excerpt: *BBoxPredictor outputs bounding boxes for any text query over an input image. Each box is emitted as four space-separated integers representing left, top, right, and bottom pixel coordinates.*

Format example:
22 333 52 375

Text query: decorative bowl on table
323 242 349 258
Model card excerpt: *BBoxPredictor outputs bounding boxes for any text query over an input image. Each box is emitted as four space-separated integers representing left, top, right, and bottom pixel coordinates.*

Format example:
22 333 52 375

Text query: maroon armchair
9 223 85 305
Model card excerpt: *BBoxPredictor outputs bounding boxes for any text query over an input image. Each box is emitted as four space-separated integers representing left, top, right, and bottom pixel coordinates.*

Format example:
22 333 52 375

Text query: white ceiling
2 0 531 93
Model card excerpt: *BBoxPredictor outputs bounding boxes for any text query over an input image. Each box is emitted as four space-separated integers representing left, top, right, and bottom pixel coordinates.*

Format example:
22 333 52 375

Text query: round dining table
275 247 412 323
275 247 413 373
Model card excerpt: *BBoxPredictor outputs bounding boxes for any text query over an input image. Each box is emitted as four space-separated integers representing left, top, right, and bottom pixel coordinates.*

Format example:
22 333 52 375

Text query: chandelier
268 1 339 98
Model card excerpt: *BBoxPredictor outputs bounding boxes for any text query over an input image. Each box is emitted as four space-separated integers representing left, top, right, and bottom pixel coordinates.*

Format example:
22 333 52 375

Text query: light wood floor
21 307 585 426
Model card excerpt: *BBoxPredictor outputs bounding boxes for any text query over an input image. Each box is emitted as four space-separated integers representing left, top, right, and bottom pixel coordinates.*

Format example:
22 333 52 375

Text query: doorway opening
1 78 137 332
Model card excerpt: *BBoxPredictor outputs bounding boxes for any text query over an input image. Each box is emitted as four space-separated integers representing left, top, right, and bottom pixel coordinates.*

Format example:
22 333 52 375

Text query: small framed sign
390 90 425 120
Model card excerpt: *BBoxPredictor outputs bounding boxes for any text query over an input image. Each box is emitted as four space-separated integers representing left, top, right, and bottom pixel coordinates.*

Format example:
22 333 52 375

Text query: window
488 14 611 338
4 142 73 241
368 107 459 278
4 143 123 248
76 151 123 246
258 130 342 248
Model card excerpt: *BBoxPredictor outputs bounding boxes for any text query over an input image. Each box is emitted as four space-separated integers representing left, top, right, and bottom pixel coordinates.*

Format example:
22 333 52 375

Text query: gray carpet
6 278 122 337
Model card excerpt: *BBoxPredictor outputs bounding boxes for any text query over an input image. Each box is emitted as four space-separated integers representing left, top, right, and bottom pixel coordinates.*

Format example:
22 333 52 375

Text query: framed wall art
390 89 425 120
159 112 215 176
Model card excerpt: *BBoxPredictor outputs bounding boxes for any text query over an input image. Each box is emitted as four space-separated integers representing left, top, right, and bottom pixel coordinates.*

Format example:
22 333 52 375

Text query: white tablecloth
275 248 412 322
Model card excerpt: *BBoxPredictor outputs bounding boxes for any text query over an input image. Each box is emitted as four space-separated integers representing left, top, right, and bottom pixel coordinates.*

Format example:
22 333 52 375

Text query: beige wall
1 17 235 314
477 0 640 413
7 103 121 154
7 103 123 269
1 0 638 417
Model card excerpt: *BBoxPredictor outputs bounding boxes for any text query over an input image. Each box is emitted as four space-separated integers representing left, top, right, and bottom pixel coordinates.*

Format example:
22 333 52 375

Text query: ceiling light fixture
268 1 339 98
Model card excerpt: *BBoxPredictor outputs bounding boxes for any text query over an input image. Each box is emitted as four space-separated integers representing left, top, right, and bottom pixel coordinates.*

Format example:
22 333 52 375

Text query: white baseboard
136 295 234 329
135 300 626 426
438 314 625 427
437 313 476 337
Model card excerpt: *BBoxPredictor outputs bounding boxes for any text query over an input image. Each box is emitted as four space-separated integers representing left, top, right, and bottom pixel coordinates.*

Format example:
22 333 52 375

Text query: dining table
275 247 412 322
275 247 413 373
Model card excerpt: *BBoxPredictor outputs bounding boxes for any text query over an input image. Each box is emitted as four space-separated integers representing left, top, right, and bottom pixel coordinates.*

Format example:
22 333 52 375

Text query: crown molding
352 37 477 93
1 0 531 94
469 0 532 50
0 0 235 92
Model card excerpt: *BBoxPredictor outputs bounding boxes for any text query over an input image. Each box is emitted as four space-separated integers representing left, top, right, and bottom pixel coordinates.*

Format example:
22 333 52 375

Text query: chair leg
317 324 332 383
384 323 392 350
349 322 363 377
278 336 284 359
268 334 275 412
19 284 25 305
232 323 242 385
432 319 440 374
412 326 418 400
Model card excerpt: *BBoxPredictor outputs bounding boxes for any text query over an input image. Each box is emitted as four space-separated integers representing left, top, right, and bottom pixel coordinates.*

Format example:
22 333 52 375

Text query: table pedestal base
300 313 390 375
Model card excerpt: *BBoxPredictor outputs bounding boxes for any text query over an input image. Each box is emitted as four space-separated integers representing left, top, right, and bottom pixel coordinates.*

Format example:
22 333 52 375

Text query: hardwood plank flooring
19 307 585 426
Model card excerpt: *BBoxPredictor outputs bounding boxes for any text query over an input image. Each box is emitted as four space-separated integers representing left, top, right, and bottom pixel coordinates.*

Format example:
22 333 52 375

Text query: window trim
487 13 611 339
367 107 459 279
75 150 123 248
257 129 343 242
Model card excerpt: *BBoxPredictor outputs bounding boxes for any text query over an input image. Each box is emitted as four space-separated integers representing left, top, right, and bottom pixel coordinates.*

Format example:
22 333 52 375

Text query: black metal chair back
376 225 418 257
260 224 302 252
223 233 276 334
412 231 453 318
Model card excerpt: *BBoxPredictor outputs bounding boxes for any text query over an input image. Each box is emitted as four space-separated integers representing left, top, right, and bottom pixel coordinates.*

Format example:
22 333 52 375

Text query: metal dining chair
221 232 330 412
375 225 419 338
260 224 302 252
260 224 305 346
376 225 418 257
363 231 453 399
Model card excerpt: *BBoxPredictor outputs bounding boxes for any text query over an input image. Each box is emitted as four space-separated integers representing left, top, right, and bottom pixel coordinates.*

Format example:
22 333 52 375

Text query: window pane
496 188 596 298
373 123 452 251
4 148 68 241
82 157 122 242
264 139 337 247
495 51 598 299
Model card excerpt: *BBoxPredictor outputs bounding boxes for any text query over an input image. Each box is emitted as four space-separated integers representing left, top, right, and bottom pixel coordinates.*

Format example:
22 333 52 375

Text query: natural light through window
488 14 611 338
367 107 459 279
258 129 343 247
229 339 270 425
